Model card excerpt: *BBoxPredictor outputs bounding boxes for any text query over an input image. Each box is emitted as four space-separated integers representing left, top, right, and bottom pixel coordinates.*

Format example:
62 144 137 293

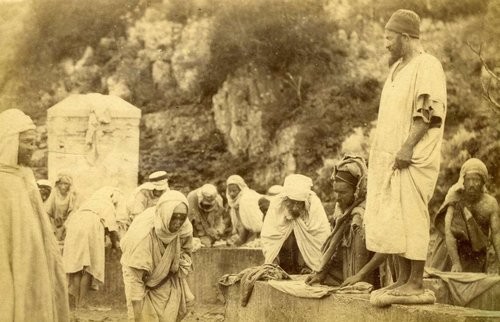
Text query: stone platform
91 247 264 307
424 278 500 311
223 281 500 322
187 247 264 304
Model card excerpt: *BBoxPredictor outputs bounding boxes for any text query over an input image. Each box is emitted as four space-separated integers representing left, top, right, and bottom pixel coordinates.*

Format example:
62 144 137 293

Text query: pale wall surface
47 93 141 217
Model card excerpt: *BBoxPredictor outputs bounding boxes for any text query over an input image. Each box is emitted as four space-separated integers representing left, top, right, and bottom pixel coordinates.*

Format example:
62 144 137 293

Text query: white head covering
154 190 193 244
283 174 313 202
226 174 263 233
37 179 53 188
267 185 284 196
196 184 219 210
226 175 248 206
0 109 36 167
142 170 169 191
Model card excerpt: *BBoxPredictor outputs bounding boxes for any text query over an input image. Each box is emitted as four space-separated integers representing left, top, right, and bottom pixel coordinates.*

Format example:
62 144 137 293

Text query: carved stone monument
47 93 141 215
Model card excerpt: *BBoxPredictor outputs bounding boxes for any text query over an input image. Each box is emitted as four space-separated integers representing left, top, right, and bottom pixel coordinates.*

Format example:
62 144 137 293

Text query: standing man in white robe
364 9 447 299
0 109 69 321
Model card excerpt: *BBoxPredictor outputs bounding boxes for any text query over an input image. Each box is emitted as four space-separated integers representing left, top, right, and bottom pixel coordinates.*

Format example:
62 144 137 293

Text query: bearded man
429 158 500 273
364 9 447 300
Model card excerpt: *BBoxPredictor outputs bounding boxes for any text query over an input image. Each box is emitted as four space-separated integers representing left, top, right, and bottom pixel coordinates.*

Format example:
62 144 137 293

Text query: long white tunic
364 53 447 260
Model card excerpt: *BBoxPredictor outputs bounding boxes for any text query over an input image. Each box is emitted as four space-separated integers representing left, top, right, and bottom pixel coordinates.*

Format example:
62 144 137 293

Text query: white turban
283 174 313 202
0 109 36 166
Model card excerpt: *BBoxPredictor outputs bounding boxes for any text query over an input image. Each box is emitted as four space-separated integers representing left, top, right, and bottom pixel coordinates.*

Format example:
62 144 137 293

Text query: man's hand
305 272 326 285
394 144 413 169
451 263 463 272
206 228 220 240
341 274 363 287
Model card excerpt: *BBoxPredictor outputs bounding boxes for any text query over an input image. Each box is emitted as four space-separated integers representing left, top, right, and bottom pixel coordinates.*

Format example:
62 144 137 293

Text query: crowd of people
0 8 499 322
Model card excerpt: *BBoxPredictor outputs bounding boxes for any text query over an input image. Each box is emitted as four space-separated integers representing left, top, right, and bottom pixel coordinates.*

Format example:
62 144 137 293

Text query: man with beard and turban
261 174 330 274
364 9 447 300
121 190 194 322
226 175 265 246
187 183 228 247
429 158 500 273
0 109 69 321
306 156 386 287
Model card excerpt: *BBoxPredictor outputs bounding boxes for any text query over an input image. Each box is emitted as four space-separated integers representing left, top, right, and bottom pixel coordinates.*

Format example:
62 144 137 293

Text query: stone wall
91 247 264 307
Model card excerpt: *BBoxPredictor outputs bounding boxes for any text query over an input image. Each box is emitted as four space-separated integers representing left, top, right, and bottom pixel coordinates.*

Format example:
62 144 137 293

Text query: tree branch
467 41 500 112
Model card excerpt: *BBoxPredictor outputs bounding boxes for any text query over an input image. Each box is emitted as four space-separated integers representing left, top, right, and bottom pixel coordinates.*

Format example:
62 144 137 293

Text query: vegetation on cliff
0 0 498 209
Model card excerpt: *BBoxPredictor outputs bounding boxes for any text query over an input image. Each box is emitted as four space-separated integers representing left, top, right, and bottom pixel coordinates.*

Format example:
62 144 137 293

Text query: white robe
364 53 447 260
261 193 330 271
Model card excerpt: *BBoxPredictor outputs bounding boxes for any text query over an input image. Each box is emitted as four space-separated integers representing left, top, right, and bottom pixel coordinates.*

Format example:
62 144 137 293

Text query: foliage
0 0 498 205
139 128 259 195
201 0 339 95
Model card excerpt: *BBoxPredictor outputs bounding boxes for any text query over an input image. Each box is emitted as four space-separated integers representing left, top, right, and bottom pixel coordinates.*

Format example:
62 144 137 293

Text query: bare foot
372 280 405 295
387 282 424 296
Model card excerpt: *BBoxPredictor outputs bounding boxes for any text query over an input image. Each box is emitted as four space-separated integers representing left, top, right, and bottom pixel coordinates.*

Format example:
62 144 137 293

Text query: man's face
227 184 241 200
284 198 306 219
39 186 51 201
18 130 37 167
463 173 484 201
152 189 164 198
333 181 355 211
57 182 70 194
169 203 188 232
384 30 403 65
200 195 216 210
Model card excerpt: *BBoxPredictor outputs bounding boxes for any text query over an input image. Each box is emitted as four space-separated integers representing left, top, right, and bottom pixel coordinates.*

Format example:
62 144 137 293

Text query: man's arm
489 201 500 265
395 118 430 169
341 253 388 286
444 206 462 272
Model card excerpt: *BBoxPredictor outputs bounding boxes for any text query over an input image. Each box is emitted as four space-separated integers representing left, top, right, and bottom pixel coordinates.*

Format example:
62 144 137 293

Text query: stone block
224 281 500 322
424 278 500 311
187 247 264 304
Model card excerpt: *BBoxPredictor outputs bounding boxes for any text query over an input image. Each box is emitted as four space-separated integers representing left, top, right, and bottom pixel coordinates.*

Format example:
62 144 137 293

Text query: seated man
306 156 385 286
187 184 228 247
126 170 169 225
261 174 330 274
226 175 265 246
429 158 500 273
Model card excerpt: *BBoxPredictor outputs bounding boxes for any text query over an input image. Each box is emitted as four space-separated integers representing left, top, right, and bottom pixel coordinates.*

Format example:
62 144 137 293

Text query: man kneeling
306 156 386 287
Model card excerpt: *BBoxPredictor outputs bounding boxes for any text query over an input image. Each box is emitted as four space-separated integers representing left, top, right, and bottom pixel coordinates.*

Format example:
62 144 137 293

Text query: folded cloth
425 267 500 307
370 289 436 307
268 280 334 298
218 264 290 306
269 279 373 298
337 282 373 294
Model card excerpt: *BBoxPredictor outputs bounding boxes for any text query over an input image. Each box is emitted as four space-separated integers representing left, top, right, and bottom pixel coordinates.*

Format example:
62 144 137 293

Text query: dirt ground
70 303 225 322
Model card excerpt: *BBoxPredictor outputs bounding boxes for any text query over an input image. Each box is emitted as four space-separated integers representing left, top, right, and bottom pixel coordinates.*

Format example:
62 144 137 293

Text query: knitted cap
385 9 420 39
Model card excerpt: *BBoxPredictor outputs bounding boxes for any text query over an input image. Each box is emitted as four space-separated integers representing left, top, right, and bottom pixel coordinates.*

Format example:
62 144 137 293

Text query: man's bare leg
373 255 409 295
78 271 92 308
70 272 82 308
388 259 425 296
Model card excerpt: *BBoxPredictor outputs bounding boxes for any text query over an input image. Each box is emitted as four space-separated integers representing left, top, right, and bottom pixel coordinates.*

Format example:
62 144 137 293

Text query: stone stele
47 93 141 220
